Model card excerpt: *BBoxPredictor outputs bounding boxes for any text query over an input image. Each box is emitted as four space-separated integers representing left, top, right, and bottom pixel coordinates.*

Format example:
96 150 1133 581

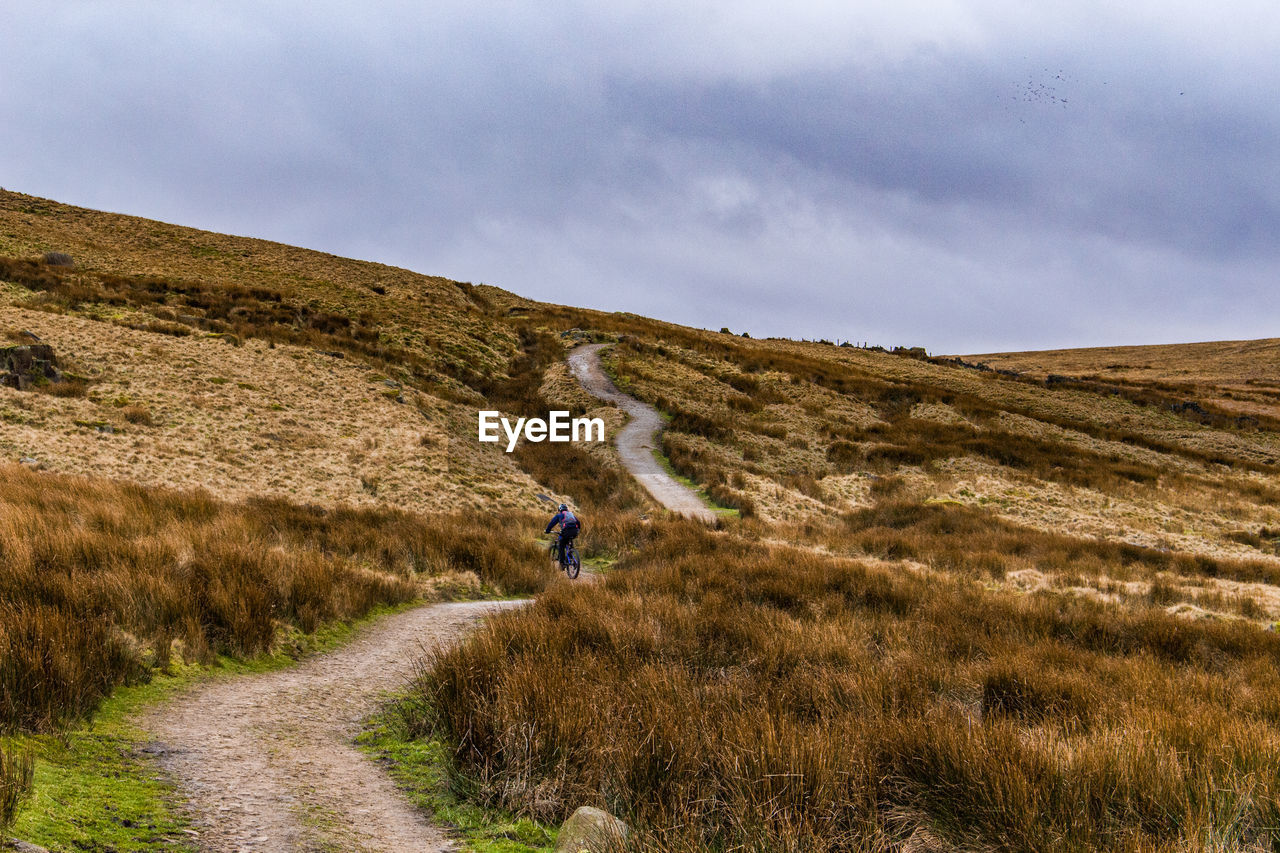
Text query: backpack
561 511 580 531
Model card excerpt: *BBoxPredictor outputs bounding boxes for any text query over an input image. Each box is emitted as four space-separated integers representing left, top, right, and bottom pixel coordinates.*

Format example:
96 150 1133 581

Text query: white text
478 410 606 452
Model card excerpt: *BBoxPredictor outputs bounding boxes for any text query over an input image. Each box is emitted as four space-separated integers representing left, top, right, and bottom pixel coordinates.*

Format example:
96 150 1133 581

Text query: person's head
559 503 568 512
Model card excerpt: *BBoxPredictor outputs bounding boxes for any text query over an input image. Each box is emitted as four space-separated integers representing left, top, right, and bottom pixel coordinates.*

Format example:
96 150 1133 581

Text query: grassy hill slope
5 189 1280 850
0 189 595 513
964 337 1280 422
4 187 1280 623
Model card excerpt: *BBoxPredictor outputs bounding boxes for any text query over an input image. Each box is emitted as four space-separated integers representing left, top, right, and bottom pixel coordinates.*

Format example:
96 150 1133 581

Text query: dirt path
568 343 716 523
141 600 525 852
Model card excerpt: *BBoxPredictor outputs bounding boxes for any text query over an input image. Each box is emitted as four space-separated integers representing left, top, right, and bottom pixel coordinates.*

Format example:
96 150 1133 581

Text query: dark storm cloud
605 58 1280 260
2 2 1278 352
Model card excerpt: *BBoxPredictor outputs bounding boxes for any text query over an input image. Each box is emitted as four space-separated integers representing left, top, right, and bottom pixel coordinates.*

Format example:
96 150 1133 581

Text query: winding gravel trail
141 600 525 852
135 344 703 851
568 343 716 523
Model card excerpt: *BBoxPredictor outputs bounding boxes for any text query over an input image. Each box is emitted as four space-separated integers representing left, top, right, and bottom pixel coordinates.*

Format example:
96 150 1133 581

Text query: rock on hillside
1 344 60 390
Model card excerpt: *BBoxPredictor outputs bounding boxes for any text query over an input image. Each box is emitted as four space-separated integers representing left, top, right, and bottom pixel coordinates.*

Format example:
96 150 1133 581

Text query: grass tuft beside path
359 699 556 853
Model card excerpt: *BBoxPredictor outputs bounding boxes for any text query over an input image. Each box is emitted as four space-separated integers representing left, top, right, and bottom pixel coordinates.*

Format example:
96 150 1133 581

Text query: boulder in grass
553 806 629 853
1 345 61 390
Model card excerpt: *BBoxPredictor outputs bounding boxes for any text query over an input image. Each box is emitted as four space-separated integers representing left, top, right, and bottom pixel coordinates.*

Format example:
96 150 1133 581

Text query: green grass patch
5 671 199 851
583 553 615 572
71 419 114 431
596 349 627 389
358 700 555 853
4 599 428 851
650 448 740 518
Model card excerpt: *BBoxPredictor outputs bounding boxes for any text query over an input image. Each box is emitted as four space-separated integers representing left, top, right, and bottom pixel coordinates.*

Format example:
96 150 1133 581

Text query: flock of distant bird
1009 67 1186 122
1017 69 1071 107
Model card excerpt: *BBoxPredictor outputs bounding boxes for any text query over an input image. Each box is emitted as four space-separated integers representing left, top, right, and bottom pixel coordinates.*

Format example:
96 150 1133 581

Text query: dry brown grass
366 301 1280 848
0 191 519 394
0 305 549 514
410 520 1280 851
961 337 1280 424
8 188 1280 848
964 337 1280 384
583 330 1280 555
822 499 1280 590
0 745 32 832
11 188 1273 550
0 463 550 734
0 193 633 518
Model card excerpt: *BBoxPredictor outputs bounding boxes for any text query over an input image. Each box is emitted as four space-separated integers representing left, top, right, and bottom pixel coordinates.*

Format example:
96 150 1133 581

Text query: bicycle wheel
566 544 581 579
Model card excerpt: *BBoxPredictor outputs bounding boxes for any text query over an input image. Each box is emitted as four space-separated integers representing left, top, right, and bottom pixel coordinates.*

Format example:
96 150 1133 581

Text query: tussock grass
513 440 647 513
0 254 476 394
617 334 1277 484
538 321 1280 558
0 464 548 733
0 188 524 393
410 520 1280 851
9 188 1280 848
830 499 1280 586
0 745 33 832
962 337 1280 425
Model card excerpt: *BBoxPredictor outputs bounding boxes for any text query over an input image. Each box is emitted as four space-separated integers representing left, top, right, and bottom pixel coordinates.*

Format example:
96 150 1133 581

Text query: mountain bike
556 537 581 579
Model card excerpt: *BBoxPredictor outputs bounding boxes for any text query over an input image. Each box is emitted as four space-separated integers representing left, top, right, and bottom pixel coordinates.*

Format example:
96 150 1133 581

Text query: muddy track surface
141 600 525 852
568 343 716 523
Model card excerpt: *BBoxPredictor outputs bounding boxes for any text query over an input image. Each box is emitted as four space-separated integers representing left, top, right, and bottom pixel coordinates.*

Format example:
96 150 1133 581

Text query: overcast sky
3 2 1278 352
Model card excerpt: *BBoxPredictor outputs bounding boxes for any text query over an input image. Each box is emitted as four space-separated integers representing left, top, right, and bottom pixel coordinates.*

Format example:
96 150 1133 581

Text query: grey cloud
2 2 1278 352
603 56 1280 260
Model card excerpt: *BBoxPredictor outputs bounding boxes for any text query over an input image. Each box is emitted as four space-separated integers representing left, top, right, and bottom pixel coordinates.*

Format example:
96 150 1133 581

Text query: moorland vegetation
415 516 1280 851
2 189 1280 849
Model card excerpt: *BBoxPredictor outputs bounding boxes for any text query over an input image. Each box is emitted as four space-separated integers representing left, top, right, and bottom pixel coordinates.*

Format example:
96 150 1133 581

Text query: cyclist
545 503 581 566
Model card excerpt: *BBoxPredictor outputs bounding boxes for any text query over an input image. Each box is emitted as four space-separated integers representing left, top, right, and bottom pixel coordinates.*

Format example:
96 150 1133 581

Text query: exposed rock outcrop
0 345 60 390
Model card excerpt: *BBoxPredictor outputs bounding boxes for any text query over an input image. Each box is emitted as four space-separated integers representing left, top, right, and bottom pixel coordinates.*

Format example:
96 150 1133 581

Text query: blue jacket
545 510 580 534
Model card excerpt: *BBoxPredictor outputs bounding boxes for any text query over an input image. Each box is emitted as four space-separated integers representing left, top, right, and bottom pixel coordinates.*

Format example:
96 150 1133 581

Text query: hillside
0 189 575 513
963 337 1280 421
5 188 1280 609
4 189 1280 851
